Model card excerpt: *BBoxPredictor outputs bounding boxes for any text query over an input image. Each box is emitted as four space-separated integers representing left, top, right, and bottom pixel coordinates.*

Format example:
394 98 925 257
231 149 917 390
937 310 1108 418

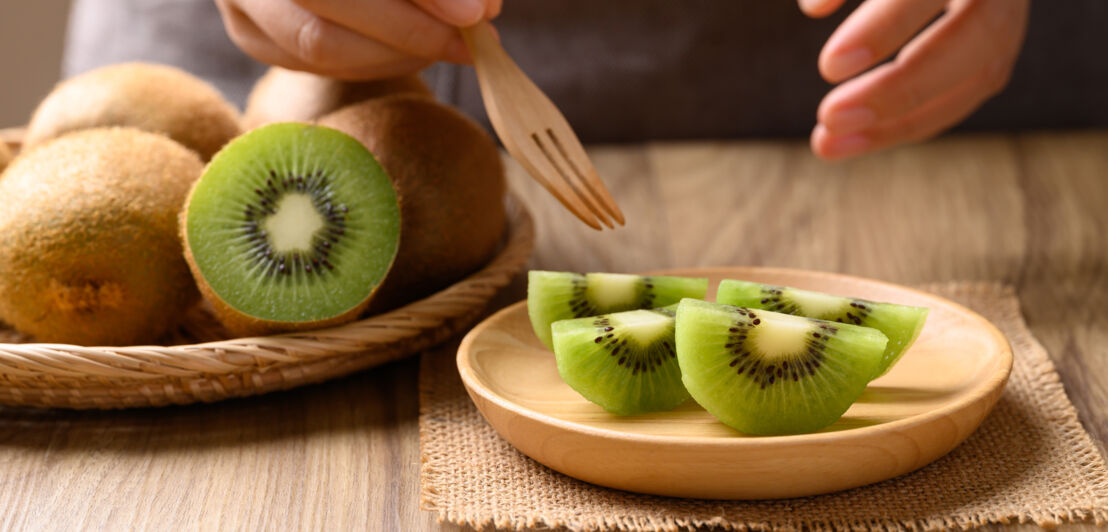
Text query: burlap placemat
419 282 1108 531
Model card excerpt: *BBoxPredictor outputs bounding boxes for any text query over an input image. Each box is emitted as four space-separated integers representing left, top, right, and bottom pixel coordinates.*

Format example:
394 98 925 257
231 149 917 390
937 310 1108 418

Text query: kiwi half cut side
676 299 888 436
552 306 688 415
182 123 400 336
715 279 928 378
527 271 708 349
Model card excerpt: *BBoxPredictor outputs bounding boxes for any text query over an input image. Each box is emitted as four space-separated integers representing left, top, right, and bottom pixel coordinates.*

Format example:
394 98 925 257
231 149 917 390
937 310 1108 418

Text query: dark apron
65 0 1108 142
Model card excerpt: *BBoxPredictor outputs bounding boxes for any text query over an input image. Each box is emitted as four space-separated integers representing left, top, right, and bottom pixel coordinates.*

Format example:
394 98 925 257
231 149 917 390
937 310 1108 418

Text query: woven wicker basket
0 131 534 408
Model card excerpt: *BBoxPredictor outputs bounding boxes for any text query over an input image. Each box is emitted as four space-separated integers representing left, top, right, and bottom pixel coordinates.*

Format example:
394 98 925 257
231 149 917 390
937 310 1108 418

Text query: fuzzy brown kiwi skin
178 181 383 338
24 62 242 161
243 67 433 130
0 128 202 345
318 95 507 313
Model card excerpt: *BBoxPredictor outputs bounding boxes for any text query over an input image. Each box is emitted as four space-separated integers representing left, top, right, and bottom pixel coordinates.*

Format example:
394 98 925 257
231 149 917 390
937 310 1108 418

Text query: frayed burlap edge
419 282 1108 531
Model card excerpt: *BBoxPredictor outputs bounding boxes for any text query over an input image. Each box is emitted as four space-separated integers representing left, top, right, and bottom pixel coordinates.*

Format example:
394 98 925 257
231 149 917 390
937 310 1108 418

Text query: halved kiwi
552 306 687 415
716 279 928 377
181 122 400 336
527 271 708 349
676 298 888 435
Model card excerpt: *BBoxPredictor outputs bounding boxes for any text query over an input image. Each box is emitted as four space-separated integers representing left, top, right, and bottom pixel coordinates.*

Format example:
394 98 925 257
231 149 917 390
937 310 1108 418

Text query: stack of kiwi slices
528 271 929 435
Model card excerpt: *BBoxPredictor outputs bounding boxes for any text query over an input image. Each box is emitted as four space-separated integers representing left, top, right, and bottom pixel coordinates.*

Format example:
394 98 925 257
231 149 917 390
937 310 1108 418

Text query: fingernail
825 134 870 160
824 106 876 135
798 0 827 14
435 0 485 26
823 47 873 81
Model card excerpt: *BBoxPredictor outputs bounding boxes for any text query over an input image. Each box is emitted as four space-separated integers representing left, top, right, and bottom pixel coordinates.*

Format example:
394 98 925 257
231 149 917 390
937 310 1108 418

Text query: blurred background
0 3 71 128
4 1 1108 141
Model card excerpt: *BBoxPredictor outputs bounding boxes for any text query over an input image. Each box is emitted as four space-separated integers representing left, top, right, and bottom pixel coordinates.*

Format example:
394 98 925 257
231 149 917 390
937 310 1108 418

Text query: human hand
215 0 502 80
799 0 1029 160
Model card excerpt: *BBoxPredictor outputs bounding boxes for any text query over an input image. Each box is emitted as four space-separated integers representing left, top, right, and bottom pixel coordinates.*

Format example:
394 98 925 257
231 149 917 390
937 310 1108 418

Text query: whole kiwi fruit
318 95 507 312
0 128 203 345
243 67 432 129
24 62 242 161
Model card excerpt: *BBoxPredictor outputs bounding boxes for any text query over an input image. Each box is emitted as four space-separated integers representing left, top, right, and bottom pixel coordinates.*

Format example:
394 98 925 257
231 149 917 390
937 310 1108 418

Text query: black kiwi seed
757 285 874 325
563 274 670 320
589 315 672 374
723 313 840 389
568 278 595 318
241 168 348 278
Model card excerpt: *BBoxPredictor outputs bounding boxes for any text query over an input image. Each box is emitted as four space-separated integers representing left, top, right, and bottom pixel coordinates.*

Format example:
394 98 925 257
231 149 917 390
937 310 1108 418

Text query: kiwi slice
182 122 400 336
527 271 708 349
676 299 888 435
716 279 928 377
552 306 687 415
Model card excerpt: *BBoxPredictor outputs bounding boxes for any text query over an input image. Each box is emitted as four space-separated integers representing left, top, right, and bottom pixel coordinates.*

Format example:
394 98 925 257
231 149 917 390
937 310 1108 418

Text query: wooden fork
460 21 625 230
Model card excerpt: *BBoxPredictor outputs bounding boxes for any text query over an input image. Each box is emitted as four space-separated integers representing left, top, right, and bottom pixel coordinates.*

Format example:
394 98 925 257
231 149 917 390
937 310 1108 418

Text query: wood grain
0 132 1105 529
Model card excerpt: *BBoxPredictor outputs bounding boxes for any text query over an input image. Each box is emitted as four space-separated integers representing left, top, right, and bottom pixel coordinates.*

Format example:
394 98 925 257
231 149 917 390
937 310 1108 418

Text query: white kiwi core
612 310 672 344
787 288 849 318
586 273 641 308
263 193 324 252
751 313 812 360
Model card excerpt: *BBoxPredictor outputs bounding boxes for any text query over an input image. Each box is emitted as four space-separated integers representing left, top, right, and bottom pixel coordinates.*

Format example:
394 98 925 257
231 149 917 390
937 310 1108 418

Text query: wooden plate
456 267 1013 499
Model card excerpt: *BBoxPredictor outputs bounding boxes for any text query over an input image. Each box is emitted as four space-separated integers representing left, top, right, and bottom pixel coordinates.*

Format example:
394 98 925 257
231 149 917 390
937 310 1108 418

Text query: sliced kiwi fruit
676 298 888 435
0 128 202 345
318 95 506 312
243 67 432 129
715 279 928 378
181 122 400 336
552 306 687 415
528 271 708 350
24 62 242 160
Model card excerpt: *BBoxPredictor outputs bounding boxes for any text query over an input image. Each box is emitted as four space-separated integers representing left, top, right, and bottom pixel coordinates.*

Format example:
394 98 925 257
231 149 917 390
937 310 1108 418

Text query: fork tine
531 132 615 229
507 138 605 230
461 20 623 230
543 128 626 226
545 127 626 226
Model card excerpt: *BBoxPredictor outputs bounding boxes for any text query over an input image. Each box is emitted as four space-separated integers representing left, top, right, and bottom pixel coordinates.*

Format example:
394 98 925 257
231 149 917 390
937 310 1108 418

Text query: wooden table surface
0 132 1104 530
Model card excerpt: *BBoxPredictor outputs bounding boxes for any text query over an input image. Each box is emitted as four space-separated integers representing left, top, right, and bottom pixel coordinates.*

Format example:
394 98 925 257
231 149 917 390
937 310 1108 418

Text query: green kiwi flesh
182 122 400 333
552 306 688 415
528 271 708 349
715 279 928 377
676 298 888 435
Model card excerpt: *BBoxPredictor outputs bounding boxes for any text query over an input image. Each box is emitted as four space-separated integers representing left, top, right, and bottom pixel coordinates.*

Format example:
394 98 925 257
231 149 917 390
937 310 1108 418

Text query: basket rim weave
0 194 534 408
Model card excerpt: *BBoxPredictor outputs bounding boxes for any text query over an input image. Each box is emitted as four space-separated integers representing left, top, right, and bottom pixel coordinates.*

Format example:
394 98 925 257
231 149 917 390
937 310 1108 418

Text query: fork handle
459 21 510 76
